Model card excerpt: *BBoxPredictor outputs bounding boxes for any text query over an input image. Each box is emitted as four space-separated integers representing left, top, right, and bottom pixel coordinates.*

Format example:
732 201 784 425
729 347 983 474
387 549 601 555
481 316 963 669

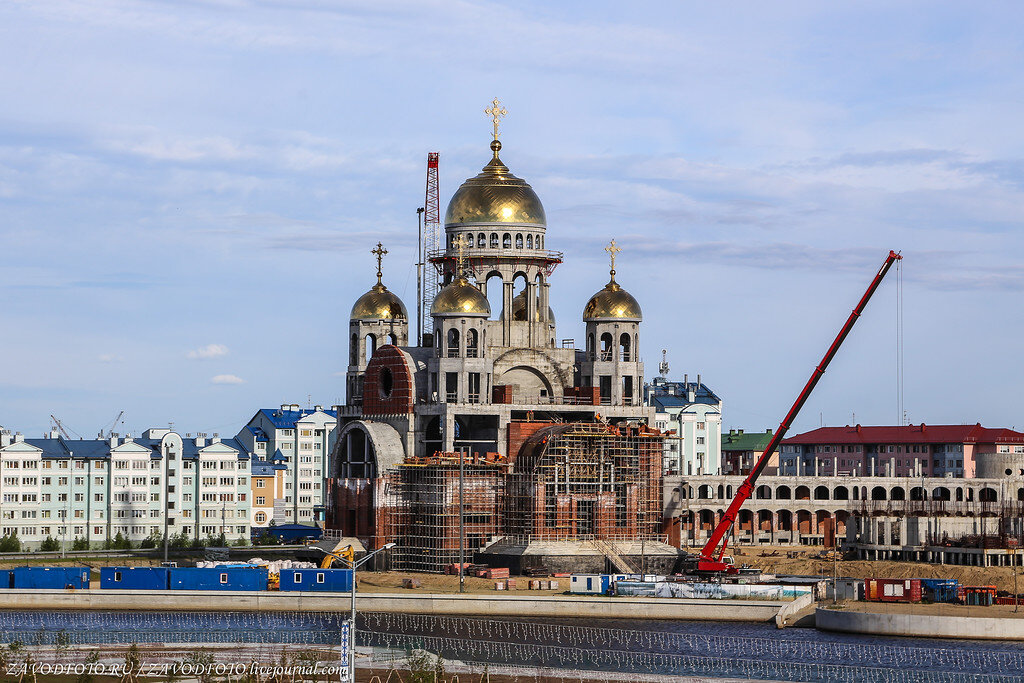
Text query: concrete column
502 280 513 345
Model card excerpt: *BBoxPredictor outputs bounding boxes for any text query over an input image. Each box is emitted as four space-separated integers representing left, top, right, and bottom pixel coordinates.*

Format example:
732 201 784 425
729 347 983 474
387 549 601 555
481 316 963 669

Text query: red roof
783 424 1024 445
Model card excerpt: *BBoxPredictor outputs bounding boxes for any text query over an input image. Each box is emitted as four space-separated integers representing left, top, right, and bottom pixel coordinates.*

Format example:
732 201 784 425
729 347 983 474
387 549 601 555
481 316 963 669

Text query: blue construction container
259 524 323 544
0 570 12 589
569 574 610 594
12 567 90 590
169 566 268 591
279 568 352 592
919 578 959 603
100 567 170 590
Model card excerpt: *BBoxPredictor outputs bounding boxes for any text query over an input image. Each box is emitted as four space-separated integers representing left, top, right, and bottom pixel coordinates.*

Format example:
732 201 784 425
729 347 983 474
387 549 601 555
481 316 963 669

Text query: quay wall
816 606 1024 640
0 589 783 622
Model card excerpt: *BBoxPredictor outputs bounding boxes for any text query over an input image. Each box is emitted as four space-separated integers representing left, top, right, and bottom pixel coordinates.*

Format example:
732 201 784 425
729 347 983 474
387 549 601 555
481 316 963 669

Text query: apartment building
647 376 722 476
235 404 337 526
0 428 252 549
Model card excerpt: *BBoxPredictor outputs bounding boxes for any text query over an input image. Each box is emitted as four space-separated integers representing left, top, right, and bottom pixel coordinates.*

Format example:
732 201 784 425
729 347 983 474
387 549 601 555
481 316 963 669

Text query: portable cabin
865 578 921 603
918 578 959 604
12 567 90 590
569 574 610 594
0 570 12 589
278 568 353 592
169 565 268 591
962 585 996 606
259 524 323 544
100 567 171 590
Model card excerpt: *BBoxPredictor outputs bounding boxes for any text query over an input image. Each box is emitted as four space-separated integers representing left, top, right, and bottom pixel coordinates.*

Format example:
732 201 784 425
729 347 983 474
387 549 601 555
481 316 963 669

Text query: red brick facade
361 345 414 416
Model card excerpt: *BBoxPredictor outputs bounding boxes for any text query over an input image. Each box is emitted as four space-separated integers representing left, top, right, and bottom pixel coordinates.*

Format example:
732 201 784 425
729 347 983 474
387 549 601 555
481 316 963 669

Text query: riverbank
0 588 786 621
817 601 1024 640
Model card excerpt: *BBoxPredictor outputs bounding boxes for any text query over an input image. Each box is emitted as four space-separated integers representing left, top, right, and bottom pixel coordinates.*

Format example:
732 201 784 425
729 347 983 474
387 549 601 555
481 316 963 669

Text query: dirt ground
725 545 1024 594
833 599 1024 618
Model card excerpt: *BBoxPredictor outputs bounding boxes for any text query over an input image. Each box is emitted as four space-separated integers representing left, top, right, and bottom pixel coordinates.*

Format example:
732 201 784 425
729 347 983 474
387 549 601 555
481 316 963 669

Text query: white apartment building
235 404 338 526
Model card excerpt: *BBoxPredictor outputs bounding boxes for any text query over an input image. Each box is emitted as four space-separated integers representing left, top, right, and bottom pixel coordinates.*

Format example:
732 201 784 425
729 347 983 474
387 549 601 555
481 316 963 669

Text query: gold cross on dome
484 98 508 139
371 242 388 284
605 239 622 274
453 233 469 276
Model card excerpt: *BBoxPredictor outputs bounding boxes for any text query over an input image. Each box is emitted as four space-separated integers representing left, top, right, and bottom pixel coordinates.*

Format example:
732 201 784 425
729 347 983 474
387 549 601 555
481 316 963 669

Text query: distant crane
49 415 77 439
420 152 441 341
103 410 125 438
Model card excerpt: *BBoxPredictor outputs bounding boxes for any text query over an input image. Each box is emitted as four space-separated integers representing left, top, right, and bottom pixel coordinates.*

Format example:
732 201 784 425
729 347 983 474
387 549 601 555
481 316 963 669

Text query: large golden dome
444 141 546 227
430 276 490 318
351 283 408 321
583 278 642 322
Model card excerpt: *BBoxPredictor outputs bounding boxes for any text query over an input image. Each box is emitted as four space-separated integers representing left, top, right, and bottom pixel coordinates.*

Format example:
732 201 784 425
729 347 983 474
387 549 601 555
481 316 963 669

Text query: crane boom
697 250 903 573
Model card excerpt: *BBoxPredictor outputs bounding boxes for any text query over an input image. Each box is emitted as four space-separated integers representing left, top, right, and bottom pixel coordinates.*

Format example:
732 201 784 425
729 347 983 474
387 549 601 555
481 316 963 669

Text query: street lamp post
316 542 396 682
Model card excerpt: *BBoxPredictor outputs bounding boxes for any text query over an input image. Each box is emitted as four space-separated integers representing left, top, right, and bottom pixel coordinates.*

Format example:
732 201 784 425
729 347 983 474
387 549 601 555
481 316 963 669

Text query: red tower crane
695 250 903 574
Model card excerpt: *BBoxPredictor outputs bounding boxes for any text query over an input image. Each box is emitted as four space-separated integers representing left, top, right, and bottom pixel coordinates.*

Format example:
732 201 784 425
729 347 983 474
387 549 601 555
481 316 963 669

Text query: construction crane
419 152 441 342
49 415 72 439
693 250 903 574
103 410 125 439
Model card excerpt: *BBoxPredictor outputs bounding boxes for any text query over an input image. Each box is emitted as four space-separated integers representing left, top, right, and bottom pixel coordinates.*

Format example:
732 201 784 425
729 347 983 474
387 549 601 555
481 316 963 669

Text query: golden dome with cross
444 99 546 228
351 242 408 320
583 239 643 322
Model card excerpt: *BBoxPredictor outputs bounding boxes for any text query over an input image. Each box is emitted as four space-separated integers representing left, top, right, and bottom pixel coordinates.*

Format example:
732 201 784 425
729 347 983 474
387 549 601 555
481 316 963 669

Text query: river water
1 610 1022 682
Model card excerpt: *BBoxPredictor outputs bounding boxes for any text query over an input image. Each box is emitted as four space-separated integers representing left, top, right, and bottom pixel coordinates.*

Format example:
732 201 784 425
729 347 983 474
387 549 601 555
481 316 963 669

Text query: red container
866 578 921 603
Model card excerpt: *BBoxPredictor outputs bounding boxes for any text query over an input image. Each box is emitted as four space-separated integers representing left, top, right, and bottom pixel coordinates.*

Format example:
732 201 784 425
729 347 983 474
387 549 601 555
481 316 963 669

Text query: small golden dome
351 283 408 321
502 291 555 322
444 140 546 227
583 277 642 322
430 276 490 317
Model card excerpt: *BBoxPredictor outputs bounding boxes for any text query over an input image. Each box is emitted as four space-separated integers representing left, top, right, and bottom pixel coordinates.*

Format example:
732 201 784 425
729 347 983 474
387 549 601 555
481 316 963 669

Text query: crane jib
698 250 902 570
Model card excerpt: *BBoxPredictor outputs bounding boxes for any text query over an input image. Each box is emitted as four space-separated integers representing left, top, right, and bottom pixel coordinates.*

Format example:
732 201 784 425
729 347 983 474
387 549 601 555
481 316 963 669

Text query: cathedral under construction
326 103 675 573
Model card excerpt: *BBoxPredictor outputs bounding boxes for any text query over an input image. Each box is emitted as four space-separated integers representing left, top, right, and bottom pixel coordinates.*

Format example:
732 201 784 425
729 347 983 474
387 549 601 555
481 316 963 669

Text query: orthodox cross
605 239 621 276
453 233 469 277
484 98 508 139
372 242 388 284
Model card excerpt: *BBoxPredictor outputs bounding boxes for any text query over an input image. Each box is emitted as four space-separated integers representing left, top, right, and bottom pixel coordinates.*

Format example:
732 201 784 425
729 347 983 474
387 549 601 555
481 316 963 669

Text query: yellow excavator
320 544 355 569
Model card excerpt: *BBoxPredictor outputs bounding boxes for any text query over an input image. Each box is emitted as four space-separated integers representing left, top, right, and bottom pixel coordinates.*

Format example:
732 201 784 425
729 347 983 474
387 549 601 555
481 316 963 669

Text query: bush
71 537 90 551
231 538 248 547
0 533 21 553
38 536 60 552
139 531 163 549
253 533 280 546
104 532 132 550
168 532 191 550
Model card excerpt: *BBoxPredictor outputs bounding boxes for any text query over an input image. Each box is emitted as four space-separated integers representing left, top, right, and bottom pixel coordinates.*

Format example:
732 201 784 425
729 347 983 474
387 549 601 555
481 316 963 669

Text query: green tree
169 531 191 549
0 532 21 553
38 536 60 552
71 537 90 551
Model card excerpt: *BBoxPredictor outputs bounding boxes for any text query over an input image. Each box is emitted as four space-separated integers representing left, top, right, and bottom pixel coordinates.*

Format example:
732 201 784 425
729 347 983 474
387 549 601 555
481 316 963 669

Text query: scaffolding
505 422 663 543
379 453 507 573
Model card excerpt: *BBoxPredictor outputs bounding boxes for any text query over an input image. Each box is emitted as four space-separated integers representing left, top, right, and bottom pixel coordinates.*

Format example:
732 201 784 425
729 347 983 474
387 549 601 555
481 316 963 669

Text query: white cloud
187 344 229 360
97 353 121 363
211 374 244 385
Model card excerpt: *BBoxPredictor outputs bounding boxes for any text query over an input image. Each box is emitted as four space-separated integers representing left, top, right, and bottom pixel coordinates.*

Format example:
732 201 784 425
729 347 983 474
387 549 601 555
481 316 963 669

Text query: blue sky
2 1 1023 438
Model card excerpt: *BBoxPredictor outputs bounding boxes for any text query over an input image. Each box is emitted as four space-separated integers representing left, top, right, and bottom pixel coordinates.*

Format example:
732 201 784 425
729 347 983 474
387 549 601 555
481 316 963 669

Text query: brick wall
362 346 414 415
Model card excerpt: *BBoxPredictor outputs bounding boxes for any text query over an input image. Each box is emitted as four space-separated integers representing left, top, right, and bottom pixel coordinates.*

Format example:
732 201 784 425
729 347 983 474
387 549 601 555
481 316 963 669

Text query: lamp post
316 542 396 682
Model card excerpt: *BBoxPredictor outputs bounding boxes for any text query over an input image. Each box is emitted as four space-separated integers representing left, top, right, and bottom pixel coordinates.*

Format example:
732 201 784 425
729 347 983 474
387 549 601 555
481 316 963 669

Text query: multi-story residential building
236 405 337 526
250 459 286 531
647 376 722 476
0 428 252 549
778 424 1024 478
721 429 776 475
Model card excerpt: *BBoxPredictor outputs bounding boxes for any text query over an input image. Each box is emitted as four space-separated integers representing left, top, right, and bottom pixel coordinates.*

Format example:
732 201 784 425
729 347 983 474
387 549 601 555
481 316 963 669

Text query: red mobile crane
695 250 903 574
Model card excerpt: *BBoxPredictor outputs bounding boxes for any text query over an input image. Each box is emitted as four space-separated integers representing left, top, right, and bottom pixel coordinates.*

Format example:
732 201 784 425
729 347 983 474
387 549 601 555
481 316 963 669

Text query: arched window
364 334 376 361
526 234 533 249
387 332 398 345
447 328 460 358
515 233 523 249
503 233 511 249
600 332 613 361
619 333 631 361
350 333 358 365
478 233 486 248
466 329 479 358
490 233 499 248
255 512 266 523
466 232 474 248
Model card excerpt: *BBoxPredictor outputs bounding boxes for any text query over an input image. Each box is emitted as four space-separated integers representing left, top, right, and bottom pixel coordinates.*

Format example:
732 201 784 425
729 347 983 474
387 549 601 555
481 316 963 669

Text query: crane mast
697 250 903 573
420 152 441 342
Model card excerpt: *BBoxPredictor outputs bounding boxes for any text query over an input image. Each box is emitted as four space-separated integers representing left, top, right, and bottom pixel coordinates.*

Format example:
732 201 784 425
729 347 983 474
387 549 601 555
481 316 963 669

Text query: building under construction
327 111 676 573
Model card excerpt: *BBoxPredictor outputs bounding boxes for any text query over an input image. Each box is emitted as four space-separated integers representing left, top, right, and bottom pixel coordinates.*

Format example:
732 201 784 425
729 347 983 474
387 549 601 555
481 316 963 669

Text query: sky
2 0 1023 439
